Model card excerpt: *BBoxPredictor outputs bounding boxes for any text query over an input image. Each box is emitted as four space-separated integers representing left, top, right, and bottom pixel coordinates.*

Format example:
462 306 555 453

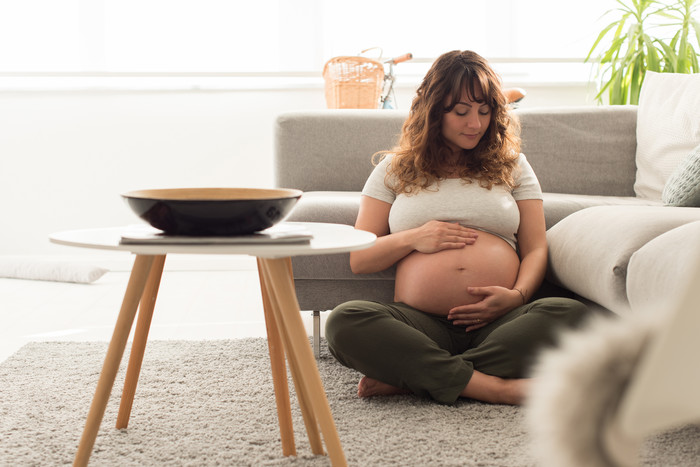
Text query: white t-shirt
361 153 543 250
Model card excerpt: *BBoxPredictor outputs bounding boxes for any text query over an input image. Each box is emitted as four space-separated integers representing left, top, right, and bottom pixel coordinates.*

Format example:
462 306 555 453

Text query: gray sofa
274 107 700 328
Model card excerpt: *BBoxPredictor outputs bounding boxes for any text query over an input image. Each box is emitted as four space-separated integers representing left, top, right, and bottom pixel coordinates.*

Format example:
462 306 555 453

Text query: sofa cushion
542 193 659 229
289 190 661 232
293 278 396 312
291 253 396 281
518 106 638 197
662 144 700 207
634 72 700 201
286 191 361 225
546 205 700 315
626 221 700 314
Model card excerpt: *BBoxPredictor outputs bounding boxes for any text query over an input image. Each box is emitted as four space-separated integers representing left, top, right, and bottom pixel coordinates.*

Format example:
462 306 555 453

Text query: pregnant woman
325 50 589 405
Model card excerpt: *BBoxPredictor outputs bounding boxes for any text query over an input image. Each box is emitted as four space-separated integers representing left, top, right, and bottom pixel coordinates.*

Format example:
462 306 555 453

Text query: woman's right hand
351 196 479 274
411 221 478 253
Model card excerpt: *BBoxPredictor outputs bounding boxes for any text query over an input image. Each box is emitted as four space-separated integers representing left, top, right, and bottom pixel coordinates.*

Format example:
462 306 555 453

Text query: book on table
119 223 313 245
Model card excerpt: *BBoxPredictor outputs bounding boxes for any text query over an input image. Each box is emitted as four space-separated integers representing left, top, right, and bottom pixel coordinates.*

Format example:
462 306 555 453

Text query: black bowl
122 187 303 236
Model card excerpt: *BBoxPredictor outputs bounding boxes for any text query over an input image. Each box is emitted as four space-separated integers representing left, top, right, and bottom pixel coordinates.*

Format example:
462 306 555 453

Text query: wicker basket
322 56 384 109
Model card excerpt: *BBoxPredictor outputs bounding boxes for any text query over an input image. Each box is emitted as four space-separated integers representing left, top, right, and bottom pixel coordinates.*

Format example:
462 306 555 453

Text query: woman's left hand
447 286 523 332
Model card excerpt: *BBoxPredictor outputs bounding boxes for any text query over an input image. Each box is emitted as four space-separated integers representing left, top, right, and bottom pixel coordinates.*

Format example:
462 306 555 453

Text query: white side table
50 222 375 467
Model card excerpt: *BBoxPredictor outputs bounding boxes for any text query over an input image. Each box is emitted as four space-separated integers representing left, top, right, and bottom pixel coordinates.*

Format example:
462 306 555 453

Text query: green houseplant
587 0 700 104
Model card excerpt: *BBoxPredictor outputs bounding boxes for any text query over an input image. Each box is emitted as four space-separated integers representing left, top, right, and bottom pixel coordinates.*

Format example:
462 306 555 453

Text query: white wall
0 80 598 265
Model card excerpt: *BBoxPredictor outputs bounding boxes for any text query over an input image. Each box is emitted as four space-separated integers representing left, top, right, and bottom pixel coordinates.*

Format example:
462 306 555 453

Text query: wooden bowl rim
122 187 303 201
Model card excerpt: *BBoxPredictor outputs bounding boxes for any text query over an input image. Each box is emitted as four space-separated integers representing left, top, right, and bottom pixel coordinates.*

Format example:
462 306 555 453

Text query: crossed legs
325 298 588 405
357 372 529 405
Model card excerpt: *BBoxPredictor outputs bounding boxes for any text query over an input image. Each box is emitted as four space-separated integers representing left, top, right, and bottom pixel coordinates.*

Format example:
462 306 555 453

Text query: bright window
0 0 616 73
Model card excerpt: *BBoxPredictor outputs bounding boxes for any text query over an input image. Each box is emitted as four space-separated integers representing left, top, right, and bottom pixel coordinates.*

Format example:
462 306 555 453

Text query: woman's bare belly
394 231 520 315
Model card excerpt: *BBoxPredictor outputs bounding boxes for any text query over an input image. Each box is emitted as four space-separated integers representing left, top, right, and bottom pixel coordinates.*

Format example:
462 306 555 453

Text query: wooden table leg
116 254 166 429
283 338 325 455
259 257 347 467
313 310 321 360
256 258 297 457
73 255 155 467
260 259 324 455
274 258 325 454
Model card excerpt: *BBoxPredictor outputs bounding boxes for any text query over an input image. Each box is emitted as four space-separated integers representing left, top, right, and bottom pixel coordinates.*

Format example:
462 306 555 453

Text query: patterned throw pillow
662 144 700 207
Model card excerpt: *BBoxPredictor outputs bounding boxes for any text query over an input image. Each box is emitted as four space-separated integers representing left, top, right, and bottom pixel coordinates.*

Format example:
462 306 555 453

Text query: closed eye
454 104 470 116
453 102 490 117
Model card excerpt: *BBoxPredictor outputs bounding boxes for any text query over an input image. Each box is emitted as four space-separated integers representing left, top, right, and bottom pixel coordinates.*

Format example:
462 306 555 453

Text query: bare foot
499 378 531 405
357 376 410 398
460 371 532 405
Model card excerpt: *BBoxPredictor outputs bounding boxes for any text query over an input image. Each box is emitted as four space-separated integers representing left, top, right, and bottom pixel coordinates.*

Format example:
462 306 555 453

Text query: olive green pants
325 297 589 404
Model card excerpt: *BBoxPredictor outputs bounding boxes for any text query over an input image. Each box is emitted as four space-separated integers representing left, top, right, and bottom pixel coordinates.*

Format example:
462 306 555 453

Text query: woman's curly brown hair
377 50 521 194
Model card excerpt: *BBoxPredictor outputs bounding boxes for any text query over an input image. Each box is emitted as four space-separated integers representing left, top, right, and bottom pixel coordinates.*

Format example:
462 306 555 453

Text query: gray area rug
1 339 698 466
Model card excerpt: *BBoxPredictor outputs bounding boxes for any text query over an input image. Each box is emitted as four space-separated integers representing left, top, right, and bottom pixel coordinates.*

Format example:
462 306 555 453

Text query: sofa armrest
627 221 700 313
286 191 360 225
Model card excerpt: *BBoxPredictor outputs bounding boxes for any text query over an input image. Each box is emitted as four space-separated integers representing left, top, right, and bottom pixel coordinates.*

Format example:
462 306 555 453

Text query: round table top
49 222 376 259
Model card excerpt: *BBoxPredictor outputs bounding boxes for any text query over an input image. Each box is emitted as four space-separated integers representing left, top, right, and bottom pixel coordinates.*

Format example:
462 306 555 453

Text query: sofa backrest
274 109 407 192
519 106 638 196
274 106 638 196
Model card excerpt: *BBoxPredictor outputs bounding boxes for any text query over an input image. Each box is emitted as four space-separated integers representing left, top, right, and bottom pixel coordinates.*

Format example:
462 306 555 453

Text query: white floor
0 264 324 364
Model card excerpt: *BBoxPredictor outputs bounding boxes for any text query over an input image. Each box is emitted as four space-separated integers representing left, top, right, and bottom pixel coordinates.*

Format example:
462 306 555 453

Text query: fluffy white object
526 314 656 467
0 258 108 284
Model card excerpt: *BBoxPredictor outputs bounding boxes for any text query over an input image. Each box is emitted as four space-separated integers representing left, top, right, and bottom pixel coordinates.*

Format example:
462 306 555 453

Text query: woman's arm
350 195 479 274
510 198 548 303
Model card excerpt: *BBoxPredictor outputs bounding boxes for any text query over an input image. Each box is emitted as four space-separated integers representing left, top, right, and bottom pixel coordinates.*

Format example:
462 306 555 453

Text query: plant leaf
690 45 700 72
657 38 678 71
602 36 629 62
630 54 644 105
643 34 661 71
587 21 623 61
691 18 700 49
611 68 624 105
589 0 700 105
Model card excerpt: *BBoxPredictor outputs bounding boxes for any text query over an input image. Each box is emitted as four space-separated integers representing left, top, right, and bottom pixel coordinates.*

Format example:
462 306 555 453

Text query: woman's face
441 85 491 154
